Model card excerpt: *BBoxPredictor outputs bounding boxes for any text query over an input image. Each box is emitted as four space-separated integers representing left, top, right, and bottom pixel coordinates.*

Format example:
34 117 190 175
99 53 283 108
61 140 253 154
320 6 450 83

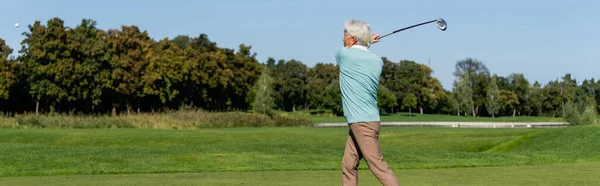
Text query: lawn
2 162 599 185
1 125 599 185
277 110 566 123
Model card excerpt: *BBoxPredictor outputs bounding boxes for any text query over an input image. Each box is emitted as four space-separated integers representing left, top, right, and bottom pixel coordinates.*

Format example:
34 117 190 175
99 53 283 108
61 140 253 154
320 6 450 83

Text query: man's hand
372 34 380 44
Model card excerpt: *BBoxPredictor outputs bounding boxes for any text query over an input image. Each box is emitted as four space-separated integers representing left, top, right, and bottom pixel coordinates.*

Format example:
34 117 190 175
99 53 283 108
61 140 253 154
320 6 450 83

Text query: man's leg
342 128 362 186
350 122 400 186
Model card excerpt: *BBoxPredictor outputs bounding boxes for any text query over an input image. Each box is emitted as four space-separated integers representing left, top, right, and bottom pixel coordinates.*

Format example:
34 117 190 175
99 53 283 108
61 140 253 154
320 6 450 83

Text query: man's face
343 31 356 47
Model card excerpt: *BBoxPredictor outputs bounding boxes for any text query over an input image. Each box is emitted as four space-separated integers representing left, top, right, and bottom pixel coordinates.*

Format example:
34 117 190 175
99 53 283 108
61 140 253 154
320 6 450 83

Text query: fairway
2 162 599 185
1 125 600 185
2 1 598 186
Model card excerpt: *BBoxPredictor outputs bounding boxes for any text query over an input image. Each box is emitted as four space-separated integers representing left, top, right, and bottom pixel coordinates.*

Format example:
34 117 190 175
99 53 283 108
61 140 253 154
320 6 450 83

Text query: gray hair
344 20 372 48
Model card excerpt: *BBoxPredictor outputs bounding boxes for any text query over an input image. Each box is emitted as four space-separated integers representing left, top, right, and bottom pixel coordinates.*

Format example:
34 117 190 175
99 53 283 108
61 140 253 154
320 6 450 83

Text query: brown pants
342 122 400 186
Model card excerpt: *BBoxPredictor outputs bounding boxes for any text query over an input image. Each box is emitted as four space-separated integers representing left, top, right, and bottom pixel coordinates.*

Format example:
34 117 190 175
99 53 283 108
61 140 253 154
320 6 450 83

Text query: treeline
450 59 599 119
0 17 598 119
1 18 263 115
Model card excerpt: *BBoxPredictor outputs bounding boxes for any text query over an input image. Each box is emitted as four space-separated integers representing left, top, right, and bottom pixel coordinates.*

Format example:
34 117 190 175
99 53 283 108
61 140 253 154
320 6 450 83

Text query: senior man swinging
336 19 401 186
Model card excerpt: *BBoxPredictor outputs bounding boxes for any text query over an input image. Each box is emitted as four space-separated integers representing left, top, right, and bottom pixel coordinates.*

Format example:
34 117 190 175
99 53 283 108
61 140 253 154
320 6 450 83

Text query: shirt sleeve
335 47 346 66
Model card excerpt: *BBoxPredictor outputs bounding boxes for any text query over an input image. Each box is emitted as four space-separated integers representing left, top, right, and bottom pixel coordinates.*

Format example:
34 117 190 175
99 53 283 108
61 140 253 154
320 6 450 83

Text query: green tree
528 81 544 116
486 75 500 117
417 64 446 114
19 18 71 114
266 57 276 71
143 38 185 107
324 78 343 116
378 84 398 114
105 25 154 114
436 90 454 115
560 74 577 115
401 93 417 115
380 59 445 114
250 66 275 116
307 63 338 110
453 72 473 116
454 58 490 116
499 90 520 116
581 78 596 99
171 35 191 49
508 73 530 116
542 80 564 117
272 59 308 112
0 38 18 101
224 44 262 111
496 75 511 90
65 19 110 113
588 79 600 113
380 58 402 112
181 34 224 110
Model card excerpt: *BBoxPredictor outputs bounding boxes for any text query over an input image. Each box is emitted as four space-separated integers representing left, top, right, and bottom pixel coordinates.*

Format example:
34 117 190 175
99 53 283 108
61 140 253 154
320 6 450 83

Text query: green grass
2 162 600 185
277 110 566 123
1 125 600 177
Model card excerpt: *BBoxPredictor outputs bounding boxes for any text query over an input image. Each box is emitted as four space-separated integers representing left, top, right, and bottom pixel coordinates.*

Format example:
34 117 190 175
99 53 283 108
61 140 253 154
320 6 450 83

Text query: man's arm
335 48 342 66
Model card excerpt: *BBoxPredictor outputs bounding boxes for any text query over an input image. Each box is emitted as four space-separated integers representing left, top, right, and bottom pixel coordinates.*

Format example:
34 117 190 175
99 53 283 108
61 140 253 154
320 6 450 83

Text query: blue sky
1 0 598 89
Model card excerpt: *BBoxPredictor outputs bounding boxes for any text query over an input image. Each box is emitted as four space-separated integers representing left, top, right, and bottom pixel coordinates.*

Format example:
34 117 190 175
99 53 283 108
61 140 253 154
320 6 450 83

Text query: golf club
377 18 447 40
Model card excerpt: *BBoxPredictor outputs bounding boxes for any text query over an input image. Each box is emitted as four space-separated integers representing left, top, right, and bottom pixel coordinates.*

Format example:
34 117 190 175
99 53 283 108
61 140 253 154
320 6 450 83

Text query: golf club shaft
378 19 437 39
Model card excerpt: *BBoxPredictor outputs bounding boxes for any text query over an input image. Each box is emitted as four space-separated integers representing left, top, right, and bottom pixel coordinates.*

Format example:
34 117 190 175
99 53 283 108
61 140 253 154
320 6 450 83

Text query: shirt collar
350 45 369 51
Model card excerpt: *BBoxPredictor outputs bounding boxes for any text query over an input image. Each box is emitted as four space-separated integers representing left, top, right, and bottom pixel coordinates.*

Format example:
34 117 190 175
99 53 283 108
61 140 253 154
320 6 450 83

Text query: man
336 19 400 186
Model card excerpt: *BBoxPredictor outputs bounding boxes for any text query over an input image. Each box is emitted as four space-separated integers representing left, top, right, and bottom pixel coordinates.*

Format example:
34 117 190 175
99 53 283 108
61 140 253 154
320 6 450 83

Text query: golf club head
436 18 447 31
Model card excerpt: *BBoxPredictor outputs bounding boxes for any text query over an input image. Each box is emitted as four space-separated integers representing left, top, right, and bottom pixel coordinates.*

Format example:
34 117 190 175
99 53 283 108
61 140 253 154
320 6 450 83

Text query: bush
579 104 599 125
10 114 134 129
564 101 600 125
0 110 313 129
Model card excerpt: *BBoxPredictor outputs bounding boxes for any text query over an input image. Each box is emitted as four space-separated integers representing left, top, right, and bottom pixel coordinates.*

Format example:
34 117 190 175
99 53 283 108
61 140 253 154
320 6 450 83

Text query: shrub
0 110 312 129
564 101 600 125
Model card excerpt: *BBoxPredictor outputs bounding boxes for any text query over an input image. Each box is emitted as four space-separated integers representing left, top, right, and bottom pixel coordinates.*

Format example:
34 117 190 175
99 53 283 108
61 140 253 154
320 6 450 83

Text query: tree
306 63 338 110
454 58 490 116
486 75 500 117
436 90 454 115
105 25 155 114
401 93 417 116
560 74 577 115
581 78 597 99
144 38 185 107
184 34 227 110
542 80 564 117
19 18 71 115
453 72 473 116
250 66 275 116
0 38 18 101
171 35 191 49
222 44 262 111
378 85 398 114
496 75 511 91
272 59 308 112
451 81 461 116
266 57 276 71
65 19 109 113
324 78 343 116
417 64 446 114
499 90 519 117
590 79 600 113
380 58 402 112
508 73 530 116
306 63 337 109
528 81 544 116
380 59 445 114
